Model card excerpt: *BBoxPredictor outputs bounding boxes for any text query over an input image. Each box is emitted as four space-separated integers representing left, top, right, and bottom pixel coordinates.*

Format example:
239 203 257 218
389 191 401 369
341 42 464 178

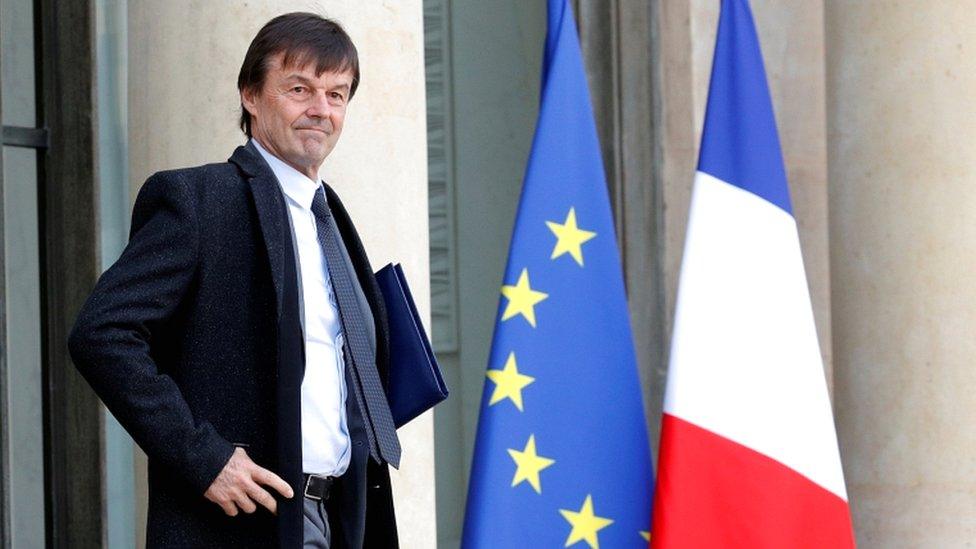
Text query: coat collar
230 141 287 321
250 139 320 211
229 140 274 179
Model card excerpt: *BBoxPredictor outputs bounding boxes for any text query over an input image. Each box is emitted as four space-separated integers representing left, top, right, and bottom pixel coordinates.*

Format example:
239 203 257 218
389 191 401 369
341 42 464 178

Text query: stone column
127 2 433 547
826 2 976 545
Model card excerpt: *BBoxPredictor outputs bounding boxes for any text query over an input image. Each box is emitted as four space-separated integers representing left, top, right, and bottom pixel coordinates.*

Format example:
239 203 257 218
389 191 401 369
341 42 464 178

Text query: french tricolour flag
651 1 856 547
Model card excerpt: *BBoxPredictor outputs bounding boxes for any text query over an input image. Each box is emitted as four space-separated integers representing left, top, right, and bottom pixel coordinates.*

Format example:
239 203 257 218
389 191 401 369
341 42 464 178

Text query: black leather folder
375 263 449 428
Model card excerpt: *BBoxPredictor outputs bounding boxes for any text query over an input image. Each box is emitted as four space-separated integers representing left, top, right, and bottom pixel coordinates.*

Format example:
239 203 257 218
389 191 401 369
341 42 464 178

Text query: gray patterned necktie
311 187 401 467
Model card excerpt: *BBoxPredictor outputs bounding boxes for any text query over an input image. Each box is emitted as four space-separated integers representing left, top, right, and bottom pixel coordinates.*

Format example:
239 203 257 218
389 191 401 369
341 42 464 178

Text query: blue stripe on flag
698 0 793 215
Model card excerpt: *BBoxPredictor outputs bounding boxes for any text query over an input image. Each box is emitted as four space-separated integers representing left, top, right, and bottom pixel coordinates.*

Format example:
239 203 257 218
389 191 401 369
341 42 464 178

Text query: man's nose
305 91 333 118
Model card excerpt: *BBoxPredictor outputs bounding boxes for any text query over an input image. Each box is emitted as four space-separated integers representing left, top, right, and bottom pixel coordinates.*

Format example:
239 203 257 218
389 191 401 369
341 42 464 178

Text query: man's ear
241 87 259 117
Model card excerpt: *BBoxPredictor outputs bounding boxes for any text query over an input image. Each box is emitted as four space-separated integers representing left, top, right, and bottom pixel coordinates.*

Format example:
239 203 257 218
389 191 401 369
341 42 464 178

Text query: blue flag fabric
461 1 654 547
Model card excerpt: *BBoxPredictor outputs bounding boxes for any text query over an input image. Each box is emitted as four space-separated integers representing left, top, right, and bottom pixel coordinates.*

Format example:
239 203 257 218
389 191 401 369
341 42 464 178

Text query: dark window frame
36 0 103 547
1 0 102 546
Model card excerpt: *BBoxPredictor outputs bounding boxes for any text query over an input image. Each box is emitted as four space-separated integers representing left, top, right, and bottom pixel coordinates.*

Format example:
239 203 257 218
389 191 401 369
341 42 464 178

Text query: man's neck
250 136 321 180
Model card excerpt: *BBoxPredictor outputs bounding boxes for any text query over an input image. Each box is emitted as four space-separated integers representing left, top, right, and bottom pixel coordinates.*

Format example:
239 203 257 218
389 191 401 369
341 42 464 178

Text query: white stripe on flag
664 170 848 501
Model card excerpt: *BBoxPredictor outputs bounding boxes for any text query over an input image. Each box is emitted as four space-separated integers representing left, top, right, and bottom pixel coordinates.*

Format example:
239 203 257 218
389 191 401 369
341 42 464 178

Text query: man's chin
299 145 331 163
284 152 327 174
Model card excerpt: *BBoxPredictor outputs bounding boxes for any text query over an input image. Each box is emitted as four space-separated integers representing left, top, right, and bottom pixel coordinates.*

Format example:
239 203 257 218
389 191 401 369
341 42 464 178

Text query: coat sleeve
68 170 235 495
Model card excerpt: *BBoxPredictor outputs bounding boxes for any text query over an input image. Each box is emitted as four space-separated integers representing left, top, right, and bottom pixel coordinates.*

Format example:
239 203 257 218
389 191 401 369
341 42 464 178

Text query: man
68 13 400 548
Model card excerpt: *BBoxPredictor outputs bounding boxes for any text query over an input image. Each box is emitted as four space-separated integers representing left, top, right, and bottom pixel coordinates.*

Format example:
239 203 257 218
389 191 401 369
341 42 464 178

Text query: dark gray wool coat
68 143 399 548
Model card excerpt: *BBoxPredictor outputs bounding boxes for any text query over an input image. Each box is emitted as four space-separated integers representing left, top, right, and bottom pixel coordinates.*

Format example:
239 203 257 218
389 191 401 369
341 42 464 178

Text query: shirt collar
250 138 321 210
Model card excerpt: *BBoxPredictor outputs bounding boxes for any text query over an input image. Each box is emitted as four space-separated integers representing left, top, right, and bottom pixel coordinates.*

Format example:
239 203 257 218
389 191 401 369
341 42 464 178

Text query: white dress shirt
252 139 350 476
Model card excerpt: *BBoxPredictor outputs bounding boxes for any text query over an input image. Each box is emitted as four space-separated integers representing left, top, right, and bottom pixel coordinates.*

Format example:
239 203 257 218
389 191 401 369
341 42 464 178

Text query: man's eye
292 86 307 94
330 92 344 101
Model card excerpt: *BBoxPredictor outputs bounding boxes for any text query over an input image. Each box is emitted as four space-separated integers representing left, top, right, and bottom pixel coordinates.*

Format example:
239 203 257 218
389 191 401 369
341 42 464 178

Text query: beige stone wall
127 1 433 546
826 2 976 545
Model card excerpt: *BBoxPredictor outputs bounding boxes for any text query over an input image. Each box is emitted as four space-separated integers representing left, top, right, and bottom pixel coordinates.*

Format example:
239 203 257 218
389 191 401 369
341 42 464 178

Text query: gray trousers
303 497 332 548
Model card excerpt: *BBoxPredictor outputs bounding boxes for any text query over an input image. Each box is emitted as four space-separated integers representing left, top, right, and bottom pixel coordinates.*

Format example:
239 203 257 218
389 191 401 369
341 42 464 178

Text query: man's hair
237 12 360 137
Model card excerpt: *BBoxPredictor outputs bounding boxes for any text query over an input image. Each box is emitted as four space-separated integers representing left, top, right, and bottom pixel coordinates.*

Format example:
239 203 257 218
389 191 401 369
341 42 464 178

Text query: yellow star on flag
546 207 597 266
559 495 614 549
485 352 535 411
507 434 555 494
640 531 651 541
500 268 548 327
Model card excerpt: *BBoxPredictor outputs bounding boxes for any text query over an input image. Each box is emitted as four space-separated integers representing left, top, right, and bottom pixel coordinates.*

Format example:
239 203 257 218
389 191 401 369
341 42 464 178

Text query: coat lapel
231 143 306 548
230 143 286 321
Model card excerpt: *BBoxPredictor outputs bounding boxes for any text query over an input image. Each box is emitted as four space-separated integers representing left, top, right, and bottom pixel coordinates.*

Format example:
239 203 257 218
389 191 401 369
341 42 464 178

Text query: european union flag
461 1 654 547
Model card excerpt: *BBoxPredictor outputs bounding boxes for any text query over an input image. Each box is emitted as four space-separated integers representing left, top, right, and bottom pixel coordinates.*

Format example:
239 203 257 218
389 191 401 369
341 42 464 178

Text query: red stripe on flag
652 414 855 548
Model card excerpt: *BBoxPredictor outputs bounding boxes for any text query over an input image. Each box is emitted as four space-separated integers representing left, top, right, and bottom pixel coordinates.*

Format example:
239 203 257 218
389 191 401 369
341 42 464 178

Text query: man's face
242 52 354 179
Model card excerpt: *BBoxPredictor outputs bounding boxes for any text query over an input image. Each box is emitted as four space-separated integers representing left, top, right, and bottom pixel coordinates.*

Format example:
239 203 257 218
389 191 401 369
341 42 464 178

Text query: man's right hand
204 447 294 516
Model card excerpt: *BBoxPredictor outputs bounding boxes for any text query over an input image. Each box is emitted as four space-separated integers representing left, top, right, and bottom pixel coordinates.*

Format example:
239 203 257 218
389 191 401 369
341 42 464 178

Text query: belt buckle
304 475 322 501
304 473 335 501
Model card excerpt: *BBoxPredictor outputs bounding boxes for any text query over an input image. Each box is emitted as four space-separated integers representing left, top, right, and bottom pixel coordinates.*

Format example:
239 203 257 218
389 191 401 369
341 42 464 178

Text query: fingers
252 466 295 499
218 499 239 517
205 480 242 517
244 480 278 515
233 487 258 514
204 448 293 517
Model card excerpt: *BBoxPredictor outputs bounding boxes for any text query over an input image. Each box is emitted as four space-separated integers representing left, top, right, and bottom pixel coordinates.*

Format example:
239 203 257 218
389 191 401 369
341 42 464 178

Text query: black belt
303 473 336 501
